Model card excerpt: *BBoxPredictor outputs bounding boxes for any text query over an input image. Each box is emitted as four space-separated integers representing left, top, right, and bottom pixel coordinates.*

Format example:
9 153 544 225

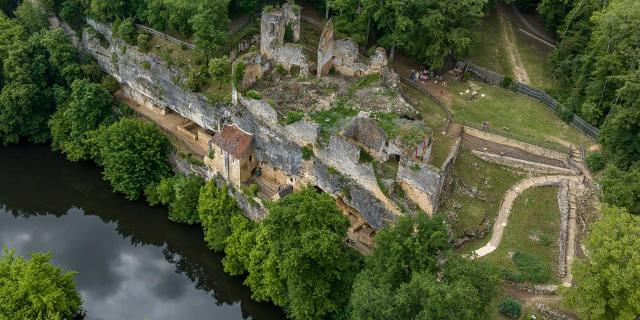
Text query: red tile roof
211 124 253 158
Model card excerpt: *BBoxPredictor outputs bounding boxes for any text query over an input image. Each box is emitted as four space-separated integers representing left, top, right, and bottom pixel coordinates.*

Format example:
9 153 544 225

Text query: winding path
474 175 580 258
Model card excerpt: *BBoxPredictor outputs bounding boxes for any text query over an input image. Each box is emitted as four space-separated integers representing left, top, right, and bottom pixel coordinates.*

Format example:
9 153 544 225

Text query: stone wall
260 4 308 75
557 182 570 278
316 19 334 77
343 113 387 155
471 150 577 175
463 126 568 162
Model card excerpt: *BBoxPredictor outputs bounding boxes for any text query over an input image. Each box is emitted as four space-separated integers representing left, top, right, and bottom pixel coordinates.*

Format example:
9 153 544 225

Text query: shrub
512 251 551 283
233 62 246 89
501 76 513 88
499 298 521 319
500 267 526 282
585 151 605 172
359 147 373 163
276 64 287 76
284 111 304 124
302 145 313 160
141 60 151 70
245 90 262 100
283 22 295 42
145 173 204 225
100 75 121 94
137 32 151 52
117 18 136 44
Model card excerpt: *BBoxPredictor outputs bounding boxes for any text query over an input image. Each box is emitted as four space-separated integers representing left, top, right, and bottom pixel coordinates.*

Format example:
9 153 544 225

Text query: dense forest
0 0 639 319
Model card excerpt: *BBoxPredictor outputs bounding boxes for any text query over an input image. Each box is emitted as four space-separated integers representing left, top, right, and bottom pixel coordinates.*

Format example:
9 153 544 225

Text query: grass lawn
465 11 513 77
447 78 594 150
440 148 524 238
512 24 558 90
480 186 561 284
400 84 455 168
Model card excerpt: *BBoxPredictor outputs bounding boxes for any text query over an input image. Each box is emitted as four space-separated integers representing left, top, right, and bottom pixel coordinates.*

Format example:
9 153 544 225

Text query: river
0 144 285 320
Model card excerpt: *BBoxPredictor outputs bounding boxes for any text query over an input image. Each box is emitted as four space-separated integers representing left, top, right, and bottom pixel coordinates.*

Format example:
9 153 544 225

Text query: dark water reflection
0 144 285 320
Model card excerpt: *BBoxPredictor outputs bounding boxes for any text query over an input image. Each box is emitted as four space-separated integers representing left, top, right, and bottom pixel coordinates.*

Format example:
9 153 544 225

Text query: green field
465 11 513 77
480 186 561 284
447 78 594 150
440 148 524 238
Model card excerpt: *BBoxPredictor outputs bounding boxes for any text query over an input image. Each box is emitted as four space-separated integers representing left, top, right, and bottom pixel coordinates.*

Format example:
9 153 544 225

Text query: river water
0 144 285 320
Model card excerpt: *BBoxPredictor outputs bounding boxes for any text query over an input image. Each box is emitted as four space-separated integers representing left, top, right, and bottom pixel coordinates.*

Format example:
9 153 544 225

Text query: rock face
57 17 453 230
343 112 387 156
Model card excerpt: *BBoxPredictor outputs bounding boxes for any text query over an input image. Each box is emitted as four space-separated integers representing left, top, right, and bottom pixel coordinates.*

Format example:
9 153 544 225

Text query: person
410 70 416 82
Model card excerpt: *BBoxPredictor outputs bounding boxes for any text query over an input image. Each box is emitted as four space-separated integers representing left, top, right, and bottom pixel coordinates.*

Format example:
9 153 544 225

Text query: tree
0 247 83 320
92 118 170 200
208 56 231 89
116 17 136 44
49 79 114 161
599 104 640 169
189 1 230 58
13 1 49 35
0 83 51 145
59 0 86 31
146 173 204 224
223 188 362 319
349 214 499 320
499 298 522 319
567 206 640 319
198 180 240 251
537 0 574 34
600 165 640 215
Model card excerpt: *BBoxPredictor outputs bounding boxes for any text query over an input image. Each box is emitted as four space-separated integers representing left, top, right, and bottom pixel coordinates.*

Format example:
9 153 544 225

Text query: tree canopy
0 247 83 320
146 173 205 224
567 206 640 319
92 117 170 200
223 187 362 319
198 180 240 251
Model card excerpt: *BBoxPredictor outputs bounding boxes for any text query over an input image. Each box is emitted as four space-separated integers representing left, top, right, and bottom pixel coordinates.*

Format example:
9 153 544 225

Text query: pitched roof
211 124 253 158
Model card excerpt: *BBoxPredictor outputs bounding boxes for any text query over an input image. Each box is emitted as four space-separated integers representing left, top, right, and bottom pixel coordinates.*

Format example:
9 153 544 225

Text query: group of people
409 68 433 82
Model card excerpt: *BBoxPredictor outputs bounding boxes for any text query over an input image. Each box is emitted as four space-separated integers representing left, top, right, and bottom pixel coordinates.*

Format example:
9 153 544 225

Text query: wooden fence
135 24 195 50
459 60 599 140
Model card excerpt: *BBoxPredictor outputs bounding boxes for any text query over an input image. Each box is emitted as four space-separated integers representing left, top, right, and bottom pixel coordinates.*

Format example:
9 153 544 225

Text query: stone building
260 4 309 75
207 124 257 186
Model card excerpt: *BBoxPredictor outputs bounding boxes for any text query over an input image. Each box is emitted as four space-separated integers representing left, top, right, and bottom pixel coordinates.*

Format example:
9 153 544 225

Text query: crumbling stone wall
316 19 388 78
557 182 570 278
260 4 308 75
343 112 387 155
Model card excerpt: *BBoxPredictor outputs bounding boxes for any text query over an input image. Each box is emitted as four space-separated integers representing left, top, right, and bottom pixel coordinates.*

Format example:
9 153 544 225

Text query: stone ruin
317 19 388 77
259 4 309 75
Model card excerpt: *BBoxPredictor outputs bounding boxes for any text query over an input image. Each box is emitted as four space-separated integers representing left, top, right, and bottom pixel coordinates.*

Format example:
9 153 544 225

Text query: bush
302 145 313 160
145 173 204 225
276 64 287 77
512 251 551 283
233 62 246 89
245 90 262 100
585 151 605 172
499 298 521 319
284 111 304 124
283 22 295 42
137 32 152 52
198 181 241 251
100 75 121 94
116 18 136 44
501 76 513 89
141 60 151 70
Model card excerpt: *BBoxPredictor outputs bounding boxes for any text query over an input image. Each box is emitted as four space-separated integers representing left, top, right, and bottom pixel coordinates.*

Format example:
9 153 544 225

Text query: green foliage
301 144 313 160
500 76 513 89
92 118 170 200
358 147 373 163
283 22 294 43
189 1 230 57
600 164 640 215
59 0 86 31
232 61 246 89
599 105 640 169
585 151 606 172
330 0 485 68
100 75 121 94
243 183 259 197
14 1 48 35
244 89 262 100
184 67 207 92
141 60 151 70
223 188 362 319
208 55 231 88
0 247 83 320
116 17 136 44
137 32 151 52
284 110 304 124
49 79 115 161
499 298 521 319
349 214 499 319
511 251 551 283
198 181 240 251
275 63 287 76
146 173 204 224
567 206 640 319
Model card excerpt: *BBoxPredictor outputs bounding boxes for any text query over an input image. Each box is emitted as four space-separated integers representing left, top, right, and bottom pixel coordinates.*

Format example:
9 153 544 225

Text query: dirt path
474 175 580 257
497 4 530 84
